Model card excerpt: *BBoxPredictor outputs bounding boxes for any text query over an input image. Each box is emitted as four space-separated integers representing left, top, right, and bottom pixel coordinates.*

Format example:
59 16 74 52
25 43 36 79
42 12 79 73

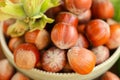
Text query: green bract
29 13 54 31
0 0 26 20
0 0 60 37
7 20 29 37
40 0 60 13
23 0 44 17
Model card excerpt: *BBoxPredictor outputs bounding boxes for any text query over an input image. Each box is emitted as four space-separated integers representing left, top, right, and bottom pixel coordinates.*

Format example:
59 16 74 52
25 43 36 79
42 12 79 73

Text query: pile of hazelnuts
4 0 120 75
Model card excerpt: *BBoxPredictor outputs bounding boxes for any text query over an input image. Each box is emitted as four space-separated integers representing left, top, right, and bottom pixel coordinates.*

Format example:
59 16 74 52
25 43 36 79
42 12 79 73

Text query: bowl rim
0 21 120 79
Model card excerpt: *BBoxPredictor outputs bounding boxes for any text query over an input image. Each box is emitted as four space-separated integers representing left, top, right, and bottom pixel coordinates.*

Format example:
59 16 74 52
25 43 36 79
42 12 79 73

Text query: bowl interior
0 22 120 80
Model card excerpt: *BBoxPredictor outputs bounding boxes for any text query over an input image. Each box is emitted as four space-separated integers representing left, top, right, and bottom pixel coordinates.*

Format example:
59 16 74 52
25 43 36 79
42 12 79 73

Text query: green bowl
0 22 120 80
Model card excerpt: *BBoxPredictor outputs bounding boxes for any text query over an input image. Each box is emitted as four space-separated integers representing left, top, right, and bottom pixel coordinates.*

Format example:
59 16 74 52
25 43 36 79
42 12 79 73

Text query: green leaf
40 0 60 13
29 13 54 31
110 0 120 22
0 0 26 20
7 20 29 37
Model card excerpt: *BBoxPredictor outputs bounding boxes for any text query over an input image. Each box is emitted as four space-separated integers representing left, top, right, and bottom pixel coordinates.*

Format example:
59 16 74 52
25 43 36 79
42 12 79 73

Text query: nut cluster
3 0 120 75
